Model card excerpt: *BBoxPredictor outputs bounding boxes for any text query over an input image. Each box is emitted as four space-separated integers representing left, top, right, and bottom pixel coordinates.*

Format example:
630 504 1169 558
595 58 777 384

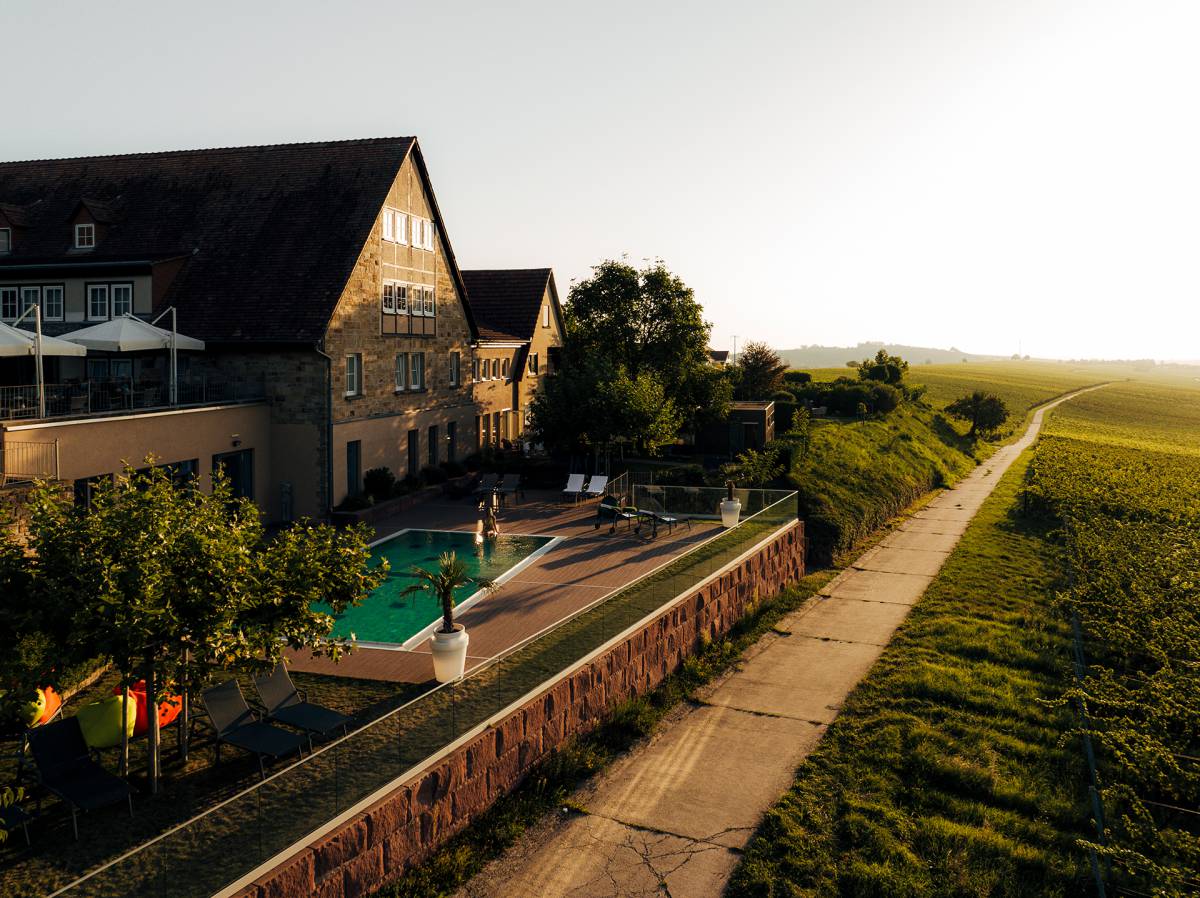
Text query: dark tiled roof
460 268 551 342
709 349 730 363
0 138 418 344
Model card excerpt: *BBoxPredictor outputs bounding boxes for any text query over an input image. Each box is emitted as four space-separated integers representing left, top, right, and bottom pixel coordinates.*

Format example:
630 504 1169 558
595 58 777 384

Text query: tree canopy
734 341 787 400
945 391 1010 438
529 259 730 453
853 349 910 385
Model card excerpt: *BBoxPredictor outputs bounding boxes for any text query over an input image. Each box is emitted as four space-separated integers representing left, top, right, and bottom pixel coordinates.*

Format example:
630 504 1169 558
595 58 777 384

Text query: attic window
0 228 10 254
74 223 95 250
542 304 549 327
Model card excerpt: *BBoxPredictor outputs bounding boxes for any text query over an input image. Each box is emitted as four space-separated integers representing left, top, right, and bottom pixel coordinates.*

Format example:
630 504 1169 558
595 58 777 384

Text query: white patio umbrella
2 310 87 418
62 312 204 405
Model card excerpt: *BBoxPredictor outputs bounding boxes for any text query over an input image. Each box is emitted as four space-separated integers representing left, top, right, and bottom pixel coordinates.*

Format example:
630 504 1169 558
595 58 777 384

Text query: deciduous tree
945 391 1010 438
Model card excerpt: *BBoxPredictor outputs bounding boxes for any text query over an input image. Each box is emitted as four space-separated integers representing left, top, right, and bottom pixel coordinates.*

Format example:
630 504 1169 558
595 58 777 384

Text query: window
409 352 425 390
20 287 39 318
472 358 480 382
475 415 483 450
382 210 394 241
0 228 10 254
412 218 424 249
347 441 362 497
213 449 254 500
345 353 362 396
397 283 409 315
543 304 550 327
87 284 109 320
491 359 500 380
395 212 408 245
74 223 96 249
501 358 510 380
407 429 419 477
428 425 439 467
395 352 408 391
43 286 64 320
111 283 133 317
449 351 461 387
529 352 539 375
412 286 434 317
1 287 18 320
447 421 457 462
382 282 396 314
423 220 435 250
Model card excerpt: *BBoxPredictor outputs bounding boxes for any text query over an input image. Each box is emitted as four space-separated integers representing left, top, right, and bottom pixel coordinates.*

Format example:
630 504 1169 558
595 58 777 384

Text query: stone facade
234 522 805 898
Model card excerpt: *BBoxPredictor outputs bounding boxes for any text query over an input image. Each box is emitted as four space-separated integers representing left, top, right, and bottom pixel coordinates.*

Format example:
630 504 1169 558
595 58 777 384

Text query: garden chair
253 664 352 752
594 496 639 534
27 717 132 840
497 473 523 506
636 494 691 538
562 473 586 503
201 680 305 780
583 474 609 499
473 473 499 499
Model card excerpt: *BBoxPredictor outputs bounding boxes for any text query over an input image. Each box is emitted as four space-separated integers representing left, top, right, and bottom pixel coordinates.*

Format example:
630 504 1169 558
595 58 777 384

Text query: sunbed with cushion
202 680 306 780
254 664 352 751
27 717 132 839
562 473 586 502
583 475 609 498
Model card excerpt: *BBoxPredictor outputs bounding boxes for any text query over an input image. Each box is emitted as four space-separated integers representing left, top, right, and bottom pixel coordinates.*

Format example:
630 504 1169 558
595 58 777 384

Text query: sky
3 1 1197 361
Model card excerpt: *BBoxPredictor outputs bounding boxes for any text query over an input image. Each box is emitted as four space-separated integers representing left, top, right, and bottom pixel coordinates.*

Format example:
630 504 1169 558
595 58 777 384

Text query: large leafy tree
945 391 1010 438
11 463 384 791
734 341 787 399
853 349 909 385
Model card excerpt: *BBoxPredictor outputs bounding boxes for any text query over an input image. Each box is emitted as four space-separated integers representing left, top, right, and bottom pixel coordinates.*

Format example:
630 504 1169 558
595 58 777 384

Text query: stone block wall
234 522 805 898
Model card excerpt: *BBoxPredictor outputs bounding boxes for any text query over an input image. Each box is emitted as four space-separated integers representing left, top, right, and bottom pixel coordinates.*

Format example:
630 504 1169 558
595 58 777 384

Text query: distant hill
776 342 1005 369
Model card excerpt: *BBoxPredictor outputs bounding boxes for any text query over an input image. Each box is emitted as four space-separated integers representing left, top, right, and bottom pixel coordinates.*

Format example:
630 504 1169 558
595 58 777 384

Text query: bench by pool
317 529 558 649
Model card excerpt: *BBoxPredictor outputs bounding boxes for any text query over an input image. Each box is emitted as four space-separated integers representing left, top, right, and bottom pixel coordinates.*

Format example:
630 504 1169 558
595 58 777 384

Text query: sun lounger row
563 473 607 502
593 495 690 537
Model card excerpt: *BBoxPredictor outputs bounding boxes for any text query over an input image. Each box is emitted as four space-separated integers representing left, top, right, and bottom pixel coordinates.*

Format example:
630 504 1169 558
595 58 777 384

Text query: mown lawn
727 448 1094 897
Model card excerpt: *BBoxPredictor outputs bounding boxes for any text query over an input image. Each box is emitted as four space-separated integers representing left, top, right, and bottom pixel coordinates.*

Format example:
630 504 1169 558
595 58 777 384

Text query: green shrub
440 460 466 478
420 466 448 486
363 466 396 502
336 493 374 512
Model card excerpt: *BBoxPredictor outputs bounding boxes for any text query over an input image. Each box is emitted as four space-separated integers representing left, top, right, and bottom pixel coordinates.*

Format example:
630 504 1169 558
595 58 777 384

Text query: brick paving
288 490 718 683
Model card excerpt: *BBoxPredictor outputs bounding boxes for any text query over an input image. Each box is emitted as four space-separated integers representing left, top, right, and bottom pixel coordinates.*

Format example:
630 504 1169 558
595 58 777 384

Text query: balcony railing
0 377 267 422
0 439 58 485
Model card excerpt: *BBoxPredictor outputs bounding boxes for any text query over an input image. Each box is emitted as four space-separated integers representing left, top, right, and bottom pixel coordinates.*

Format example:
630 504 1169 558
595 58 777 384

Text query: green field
730 375 1200 897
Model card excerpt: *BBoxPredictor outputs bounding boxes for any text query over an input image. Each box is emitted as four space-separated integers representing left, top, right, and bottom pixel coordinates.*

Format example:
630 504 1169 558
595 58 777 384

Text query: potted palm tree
720 480 742 527
401 552 495 683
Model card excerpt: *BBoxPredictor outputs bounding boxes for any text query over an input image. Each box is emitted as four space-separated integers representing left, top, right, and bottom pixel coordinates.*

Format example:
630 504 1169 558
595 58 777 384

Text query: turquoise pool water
318 529 554 646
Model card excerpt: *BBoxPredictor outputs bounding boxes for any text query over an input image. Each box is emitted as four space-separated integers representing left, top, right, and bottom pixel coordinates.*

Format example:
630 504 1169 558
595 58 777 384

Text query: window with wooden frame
543 304 549 327
0 228 10 254
395 352 408 391
345 353 362 397
382 282 396 315
422 287 434 316
395 212 408 245
382 210 394 242
19 286 40 318
501 358 510 380
74 223 96 249
111 283 133 317
0 287 16 320
423 220 435 251
409 352 425 390
87 284 109 320
42 285 64 320
449 351 461 387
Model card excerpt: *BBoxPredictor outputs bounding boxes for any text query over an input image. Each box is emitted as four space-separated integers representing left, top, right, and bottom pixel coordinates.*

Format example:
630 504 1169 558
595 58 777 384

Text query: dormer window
75 223 96 249
0 228 10 254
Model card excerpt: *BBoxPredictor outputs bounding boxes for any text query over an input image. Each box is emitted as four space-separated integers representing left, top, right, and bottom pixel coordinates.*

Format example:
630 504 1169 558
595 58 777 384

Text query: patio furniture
473 473 499 498
562 473 586 502
27 717 133 840
0 802 32 846
497 473 523 505
636 495 692 537
253 664 352 751
201 680 306 780
583 475 608 499
594 496 639 534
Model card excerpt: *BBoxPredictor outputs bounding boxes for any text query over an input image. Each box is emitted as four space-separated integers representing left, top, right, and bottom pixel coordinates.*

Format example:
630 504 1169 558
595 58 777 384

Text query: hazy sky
4 1 1197 360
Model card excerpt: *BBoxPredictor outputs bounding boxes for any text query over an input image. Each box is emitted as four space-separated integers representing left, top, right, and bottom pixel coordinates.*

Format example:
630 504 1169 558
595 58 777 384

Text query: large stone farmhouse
0 138 563 521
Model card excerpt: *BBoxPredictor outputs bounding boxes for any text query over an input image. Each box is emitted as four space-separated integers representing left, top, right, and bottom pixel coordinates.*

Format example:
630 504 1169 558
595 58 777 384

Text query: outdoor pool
317 529 557 648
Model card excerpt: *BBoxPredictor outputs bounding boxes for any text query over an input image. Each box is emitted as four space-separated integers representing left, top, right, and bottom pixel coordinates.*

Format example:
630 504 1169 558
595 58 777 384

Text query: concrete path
457 392 1092 898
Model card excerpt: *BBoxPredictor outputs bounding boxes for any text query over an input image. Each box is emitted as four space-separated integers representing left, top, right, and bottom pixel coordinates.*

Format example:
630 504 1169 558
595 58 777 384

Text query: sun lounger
583 475 608 498
254 664 353 752
27 717 132 839
497 473 524 505
202 680 305 780
562 473 586 502
594 496 639 533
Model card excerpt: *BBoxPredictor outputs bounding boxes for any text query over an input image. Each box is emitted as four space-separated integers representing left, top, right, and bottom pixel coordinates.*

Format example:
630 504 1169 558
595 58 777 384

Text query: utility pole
732 335 738 366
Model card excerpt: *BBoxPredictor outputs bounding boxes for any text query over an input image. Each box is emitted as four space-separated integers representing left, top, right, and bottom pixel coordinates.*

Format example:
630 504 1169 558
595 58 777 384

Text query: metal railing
0 378 266 422
0 439 58 485
46 491 799 898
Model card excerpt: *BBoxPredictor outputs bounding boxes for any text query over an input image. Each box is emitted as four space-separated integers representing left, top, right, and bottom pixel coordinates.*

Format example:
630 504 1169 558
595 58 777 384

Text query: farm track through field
450 387 1106 898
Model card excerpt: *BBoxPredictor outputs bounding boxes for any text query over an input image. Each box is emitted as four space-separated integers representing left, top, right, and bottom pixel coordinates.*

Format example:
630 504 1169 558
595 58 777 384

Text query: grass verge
726 448 1094 898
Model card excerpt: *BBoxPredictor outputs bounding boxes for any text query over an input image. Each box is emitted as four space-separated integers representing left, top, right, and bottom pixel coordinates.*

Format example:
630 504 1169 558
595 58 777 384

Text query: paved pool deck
288 489 719 683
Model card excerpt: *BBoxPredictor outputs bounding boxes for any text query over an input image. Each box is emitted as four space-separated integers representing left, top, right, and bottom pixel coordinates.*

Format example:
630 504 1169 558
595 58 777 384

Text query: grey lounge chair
202 680 305 780
562 473 586 503
583 475 609 499
473 473 499 497
27 717 132 840
254 664 352 751
636 494 691 537
497 473 523 505
594 496 639 534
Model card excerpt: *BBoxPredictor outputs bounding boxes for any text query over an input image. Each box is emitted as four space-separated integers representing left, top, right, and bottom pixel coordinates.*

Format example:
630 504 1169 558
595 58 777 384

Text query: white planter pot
430 624 469 683
720 498 742 528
